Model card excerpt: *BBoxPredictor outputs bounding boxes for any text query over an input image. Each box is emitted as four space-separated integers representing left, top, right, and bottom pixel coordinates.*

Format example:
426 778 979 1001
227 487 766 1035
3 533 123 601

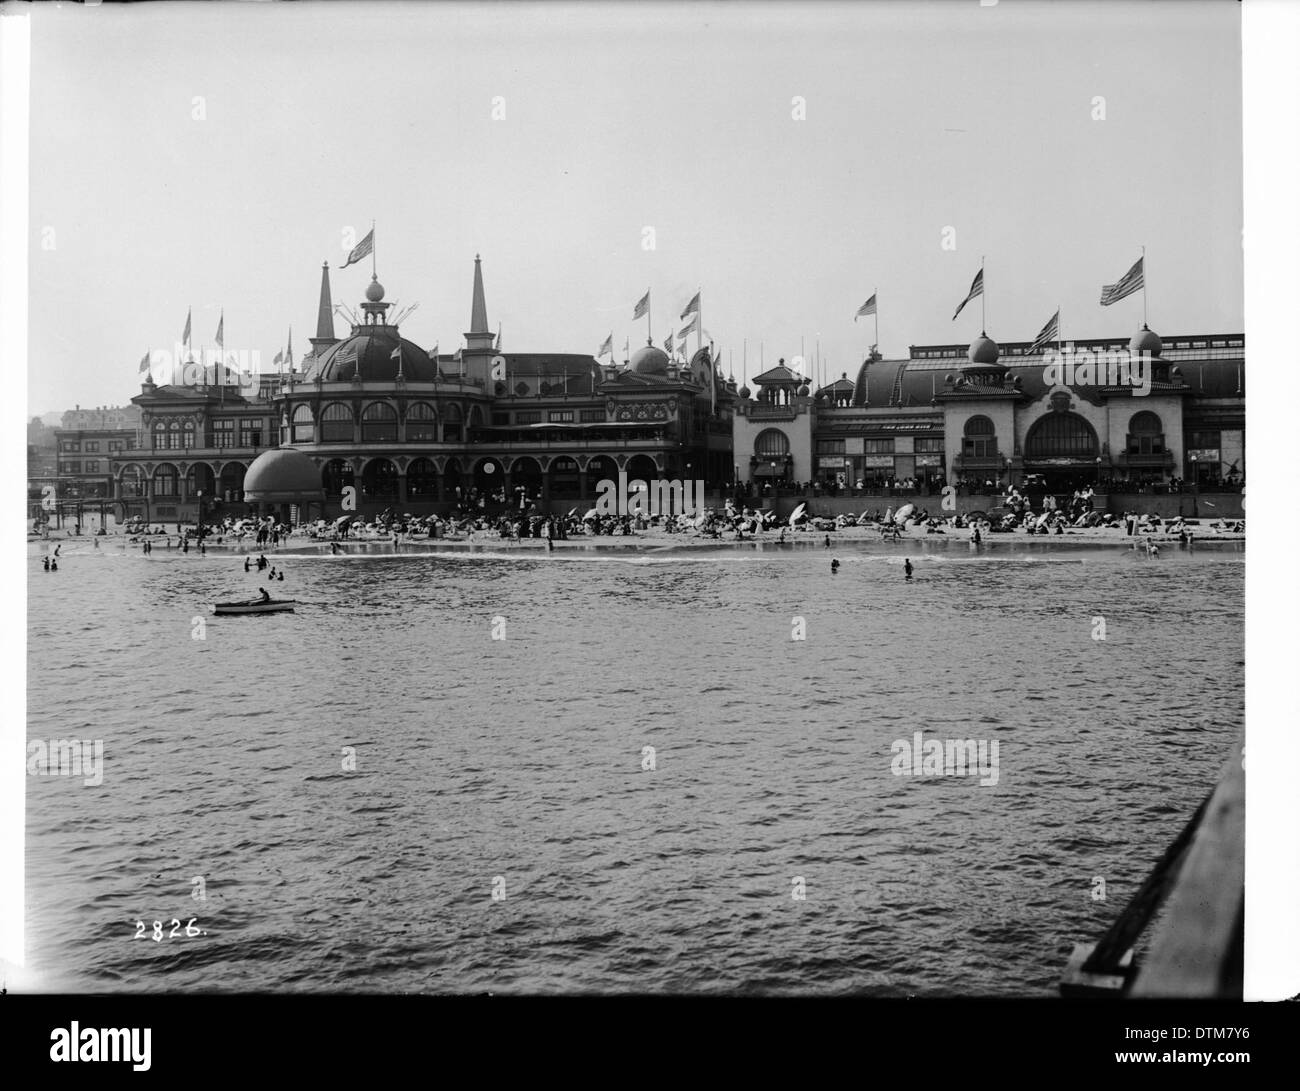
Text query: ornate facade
113 256 736 523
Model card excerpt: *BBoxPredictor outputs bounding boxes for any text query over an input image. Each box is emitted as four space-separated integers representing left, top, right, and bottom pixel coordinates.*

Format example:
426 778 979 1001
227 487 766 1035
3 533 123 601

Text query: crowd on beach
31 474 1244 558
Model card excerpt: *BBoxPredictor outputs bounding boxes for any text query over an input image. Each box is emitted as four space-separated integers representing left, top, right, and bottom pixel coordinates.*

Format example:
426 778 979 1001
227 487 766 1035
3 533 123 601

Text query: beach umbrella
893 503 914 525
582 509 599 520
788 502 806 526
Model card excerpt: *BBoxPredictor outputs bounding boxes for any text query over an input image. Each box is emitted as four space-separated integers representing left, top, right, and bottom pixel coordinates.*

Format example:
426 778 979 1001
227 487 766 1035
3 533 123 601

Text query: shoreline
30 525 1246 555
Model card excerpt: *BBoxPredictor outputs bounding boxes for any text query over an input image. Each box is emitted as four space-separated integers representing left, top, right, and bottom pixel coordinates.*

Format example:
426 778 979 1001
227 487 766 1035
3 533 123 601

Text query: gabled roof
752 364 802 386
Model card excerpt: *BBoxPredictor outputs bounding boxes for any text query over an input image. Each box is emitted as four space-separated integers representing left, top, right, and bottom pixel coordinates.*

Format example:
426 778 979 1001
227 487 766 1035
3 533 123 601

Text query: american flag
1024 309 1060 355
854 293 877 321
952 269 983 320
597 333 613 358
679 313 700 338
1100 257 1144 306
632 290 650 320
342 227 374 269
680 291 700 319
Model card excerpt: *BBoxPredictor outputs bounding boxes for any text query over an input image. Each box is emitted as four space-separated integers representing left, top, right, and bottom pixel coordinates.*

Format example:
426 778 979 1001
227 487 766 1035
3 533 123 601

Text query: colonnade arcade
312 452 666 504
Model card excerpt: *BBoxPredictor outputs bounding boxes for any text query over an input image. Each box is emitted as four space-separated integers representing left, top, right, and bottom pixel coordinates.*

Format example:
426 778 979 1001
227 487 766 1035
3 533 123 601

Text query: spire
309 261 341 357
463 254 495 353
471 254 489 334
316 262 334 340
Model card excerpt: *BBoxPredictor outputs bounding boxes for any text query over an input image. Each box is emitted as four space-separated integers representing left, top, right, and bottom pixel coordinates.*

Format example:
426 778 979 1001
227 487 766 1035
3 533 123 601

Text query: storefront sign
818 457 846 469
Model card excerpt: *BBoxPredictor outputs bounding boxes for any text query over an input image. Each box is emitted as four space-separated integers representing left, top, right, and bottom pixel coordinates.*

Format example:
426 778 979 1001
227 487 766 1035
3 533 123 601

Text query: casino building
114 256 735 523
733 327 1245 498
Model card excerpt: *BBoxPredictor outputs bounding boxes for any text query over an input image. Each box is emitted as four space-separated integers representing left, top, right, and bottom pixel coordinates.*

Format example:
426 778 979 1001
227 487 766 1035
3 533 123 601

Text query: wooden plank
1130 743 1245 998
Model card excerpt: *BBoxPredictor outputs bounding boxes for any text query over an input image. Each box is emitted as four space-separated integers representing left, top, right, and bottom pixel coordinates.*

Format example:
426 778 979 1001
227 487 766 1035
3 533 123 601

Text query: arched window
152 422 166 451
443 403 463 444
153 464 179 498
183 421 196 449
754 429 790 459
406 402 438 442
361 402 398 443
1025 413 1098 458
320 403 353 443
292 404 314 443
120 466 144 498
962 415 997 459
1127 410 1164 456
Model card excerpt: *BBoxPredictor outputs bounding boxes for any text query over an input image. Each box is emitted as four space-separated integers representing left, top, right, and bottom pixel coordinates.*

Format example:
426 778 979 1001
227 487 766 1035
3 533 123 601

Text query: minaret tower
462 254 497 385
308 262 340 354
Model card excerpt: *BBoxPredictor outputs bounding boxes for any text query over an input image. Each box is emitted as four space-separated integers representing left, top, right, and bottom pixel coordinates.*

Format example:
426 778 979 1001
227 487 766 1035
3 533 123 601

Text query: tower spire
315 262 334 340
470 254 489 335
464 254 495 353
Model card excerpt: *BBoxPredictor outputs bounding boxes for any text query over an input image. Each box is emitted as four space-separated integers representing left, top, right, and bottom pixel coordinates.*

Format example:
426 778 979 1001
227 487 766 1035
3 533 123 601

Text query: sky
24 0 1243 415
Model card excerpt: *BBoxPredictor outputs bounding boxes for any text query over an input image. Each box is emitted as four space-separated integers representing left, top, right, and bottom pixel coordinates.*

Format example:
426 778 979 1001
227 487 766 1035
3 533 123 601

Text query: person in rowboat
258 587 271 602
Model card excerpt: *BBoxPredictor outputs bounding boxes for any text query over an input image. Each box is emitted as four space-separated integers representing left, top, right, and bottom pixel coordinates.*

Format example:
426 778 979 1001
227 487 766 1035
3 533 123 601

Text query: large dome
243 447 324 502
630 344 670 375
305 327 438 383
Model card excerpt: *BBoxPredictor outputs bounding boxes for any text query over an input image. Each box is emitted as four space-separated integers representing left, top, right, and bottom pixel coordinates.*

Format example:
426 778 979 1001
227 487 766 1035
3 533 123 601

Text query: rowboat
213 598 296 615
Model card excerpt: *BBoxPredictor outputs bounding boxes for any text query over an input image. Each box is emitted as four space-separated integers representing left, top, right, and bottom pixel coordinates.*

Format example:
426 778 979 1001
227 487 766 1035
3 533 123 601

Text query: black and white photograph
4 0 1298 1066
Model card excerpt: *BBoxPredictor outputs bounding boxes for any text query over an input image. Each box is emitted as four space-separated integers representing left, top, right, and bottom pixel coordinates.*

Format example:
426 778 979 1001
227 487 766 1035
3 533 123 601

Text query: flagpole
697 287 702 359
372 220 376 279
1141 245 1147 326
981 256 986 332
874 287 879 355
646 288 652 344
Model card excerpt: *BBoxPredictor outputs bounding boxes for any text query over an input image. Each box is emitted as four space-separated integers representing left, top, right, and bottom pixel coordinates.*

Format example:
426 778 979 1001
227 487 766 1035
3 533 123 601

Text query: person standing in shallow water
904 558 914 580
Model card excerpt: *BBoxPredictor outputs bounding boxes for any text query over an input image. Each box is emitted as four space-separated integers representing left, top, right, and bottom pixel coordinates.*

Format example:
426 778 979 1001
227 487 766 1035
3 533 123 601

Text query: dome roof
243 447 324 502
739 385 751 399
967 334 1001 366
1130 325 1162 357
797 383 810 397
630 344 670 375
305 327 438 383
365 276 385 302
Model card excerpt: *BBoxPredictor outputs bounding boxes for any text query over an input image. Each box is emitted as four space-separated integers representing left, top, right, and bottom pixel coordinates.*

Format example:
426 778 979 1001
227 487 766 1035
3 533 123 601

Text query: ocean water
23 537 1245 994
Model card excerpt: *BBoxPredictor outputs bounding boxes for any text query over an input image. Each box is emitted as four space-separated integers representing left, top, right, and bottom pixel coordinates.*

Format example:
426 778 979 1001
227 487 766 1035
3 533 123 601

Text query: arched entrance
472 456 504 496
218 461 246 502
361 457 399 502
511 456 543 508
406 457 438 499
548 456 581 500
443 458 464 504
752 429 791 486
625 454 659 484
185 464 216 501
584 455 617 499
321 458 354 497
1024 412 1100 492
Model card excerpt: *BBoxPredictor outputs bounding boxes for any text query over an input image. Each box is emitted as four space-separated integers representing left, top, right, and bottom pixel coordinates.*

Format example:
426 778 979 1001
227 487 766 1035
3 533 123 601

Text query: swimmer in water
824 535 831 548
904 558 914 580
244 557 251 571
43 556 50 570
831 559 840 573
